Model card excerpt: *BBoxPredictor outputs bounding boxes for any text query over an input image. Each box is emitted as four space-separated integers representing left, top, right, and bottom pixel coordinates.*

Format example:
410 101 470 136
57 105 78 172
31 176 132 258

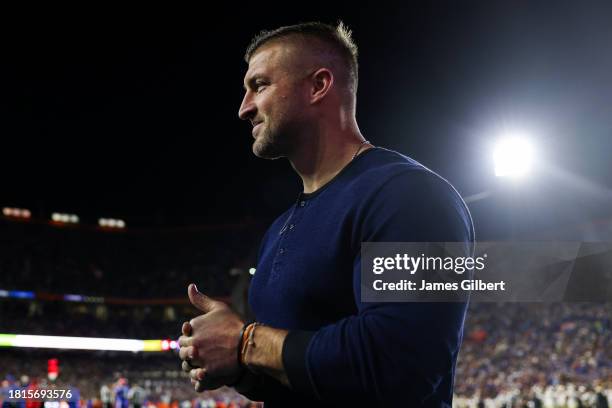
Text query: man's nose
238 93 256 121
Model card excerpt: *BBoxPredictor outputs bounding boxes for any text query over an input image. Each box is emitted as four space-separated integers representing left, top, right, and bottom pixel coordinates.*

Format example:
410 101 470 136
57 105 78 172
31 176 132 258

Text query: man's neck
288 126 370 194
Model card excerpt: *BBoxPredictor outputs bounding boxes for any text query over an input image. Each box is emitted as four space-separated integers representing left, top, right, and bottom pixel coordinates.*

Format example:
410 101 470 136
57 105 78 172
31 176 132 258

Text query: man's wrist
236 321 252 367
243 325 282 369
241 325 290 386
227 320 251 387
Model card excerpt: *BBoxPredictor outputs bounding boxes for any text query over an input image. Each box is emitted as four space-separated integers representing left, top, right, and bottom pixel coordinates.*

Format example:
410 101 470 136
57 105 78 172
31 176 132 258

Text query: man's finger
181 321 192 336
179 345 196 361
178 335 192 347
192 371 226 393
194 377 225 393
194 380 205 393
182 360 198 373
189 368 206 381
188 283 217 313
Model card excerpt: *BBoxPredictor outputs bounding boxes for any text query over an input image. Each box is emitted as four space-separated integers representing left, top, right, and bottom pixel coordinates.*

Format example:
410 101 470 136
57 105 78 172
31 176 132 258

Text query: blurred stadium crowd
1 220 610 407
455 303 610 407
1 350 258 408
0 221 259 298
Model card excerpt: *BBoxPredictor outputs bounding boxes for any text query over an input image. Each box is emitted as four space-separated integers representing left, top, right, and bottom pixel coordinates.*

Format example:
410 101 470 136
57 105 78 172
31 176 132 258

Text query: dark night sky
2 3 612 237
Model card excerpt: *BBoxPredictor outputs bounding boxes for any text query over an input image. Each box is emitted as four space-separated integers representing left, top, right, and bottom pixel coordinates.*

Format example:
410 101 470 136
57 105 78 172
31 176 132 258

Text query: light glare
494 137 534 178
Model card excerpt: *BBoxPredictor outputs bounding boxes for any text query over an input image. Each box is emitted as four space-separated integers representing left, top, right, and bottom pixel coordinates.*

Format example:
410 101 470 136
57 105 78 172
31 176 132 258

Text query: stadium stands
1 220 610 407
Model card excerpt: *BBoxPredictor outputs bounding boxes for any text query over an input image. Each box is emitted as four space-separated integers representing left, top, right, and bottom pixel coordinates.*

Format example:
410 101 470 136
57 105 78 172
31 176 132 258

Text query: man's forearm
243 325 290 387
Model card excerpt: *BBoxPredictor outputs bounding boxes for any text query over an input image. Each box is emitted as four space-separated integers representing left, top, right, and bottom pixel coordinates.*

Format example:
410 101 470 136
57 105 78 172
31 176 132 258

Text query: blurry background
1 2 611 407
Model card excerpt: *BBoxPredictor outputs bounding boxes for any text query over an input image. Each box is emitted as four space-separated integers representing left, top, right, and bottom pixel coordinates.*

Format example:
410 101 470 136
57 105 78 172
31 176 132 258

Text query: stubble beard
252 122 293 160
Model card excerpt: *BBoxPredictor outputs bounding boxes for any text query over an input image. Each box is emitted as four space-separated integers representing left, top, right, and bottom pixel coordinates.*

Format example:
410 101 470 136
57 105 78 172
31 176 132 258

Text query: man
99 383 112 408
113 379 128 408
178 22 474 407
127 383 146 408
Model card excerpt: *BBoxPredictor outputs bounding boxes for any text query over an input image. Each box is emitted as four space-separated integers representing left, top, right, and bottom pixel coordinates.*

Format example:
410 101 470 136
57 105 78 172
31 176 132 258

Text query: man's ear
310 68 334 104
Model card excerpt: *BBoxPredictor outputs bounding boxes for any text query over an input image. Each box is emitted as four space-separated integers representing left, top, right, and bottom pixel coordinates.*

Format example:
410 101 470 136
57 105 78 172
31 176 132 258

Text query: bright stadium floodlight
493 136 534 178
249 268 256 276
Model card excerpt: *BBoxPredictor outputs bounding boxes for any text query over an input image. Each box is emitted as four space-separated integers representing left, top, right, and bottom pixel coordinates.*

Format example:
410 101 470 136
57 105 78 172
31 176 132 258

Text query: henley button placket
270 199 307 280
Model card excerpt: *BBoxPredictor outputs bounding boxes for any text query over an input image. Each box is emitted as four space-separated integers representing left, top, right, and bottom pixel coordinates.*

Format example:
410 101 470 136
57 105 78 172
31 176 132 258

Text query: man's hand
178 283 244 392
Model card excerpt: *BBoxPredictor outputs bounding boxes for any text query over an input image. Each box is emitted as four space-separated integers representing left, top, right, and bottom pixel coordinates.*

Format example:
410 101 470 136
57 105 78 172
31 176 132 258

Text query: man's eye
255 83 267 93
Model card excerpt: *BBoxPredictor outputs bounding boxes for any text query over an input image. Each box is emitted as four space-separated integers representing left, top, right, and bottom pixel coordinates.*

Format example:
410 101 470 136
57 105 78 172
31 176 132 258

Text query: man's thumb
188 283 215 313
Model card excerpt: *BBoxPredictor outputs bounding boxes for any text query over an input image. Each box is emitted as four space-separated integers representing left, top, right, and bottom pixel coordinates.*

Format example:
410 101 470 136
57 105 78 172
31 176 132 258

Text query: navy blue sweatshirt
247 147 474 407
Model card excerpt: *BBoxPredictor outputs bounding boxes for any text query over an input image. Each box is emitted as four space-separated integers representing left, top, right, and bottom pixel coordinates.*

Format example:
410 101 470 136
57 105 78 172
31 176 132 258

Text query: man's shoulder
352 148 474 243
348 147 451 196
355 148 472 223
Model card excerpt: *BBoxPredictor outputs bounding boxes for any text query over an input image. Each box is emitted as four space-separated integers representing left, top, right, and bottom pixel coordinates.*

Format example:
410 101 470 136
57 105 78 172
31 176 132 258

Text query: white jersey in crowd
100 385 112 404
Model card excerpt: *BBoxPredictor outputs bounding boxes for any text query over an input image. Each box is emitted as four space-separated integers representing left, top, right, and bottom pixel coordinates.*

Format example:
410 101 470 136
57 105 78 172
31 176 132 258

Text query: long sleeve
282 170 475 406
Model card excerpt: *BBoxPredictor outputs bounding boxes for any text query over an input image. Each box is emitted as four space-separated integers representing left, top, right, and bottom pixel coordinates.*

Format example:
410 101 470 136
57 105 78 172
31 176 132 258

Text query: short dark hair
244 21 359 96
